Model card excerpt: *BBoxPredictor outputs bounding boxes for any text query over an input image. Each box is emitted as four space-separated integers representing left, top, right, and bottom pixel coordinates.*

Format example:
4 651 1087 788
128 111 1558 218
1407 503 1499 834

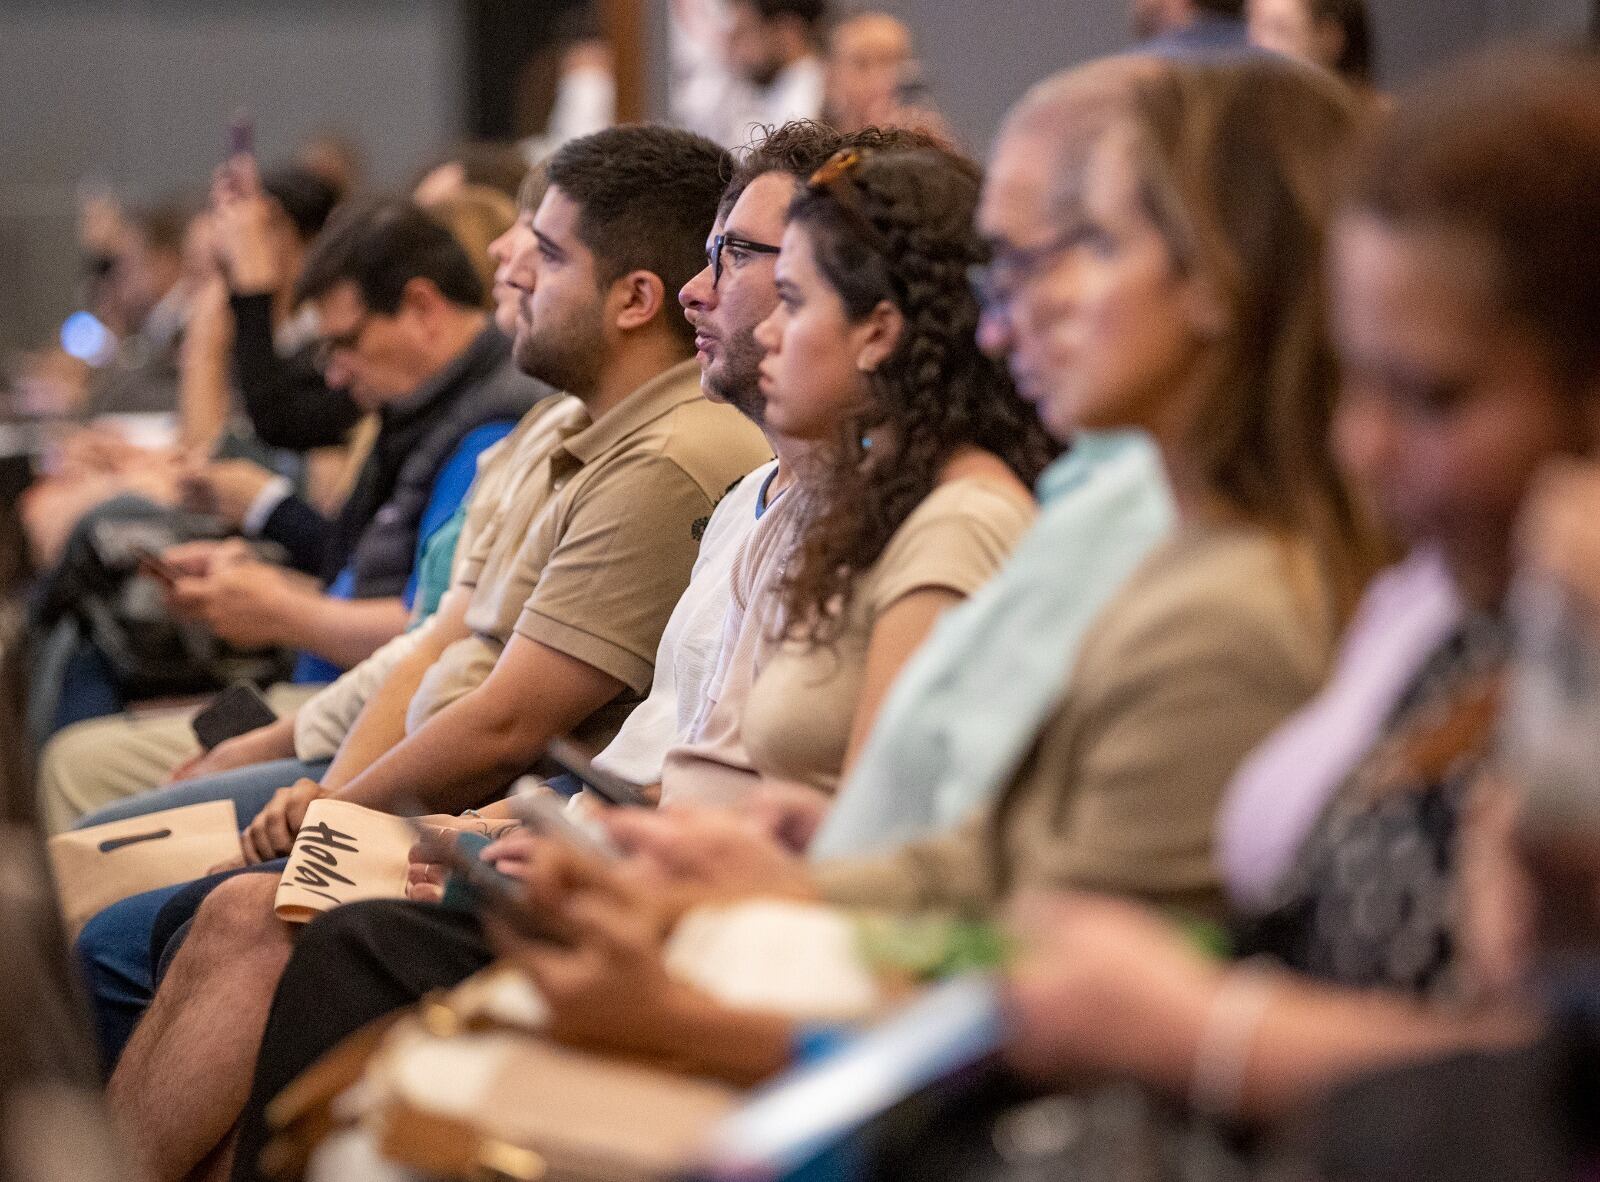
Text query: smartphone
131 545 183 590
228 110 254 159
540 736 653 808
509 785 623 862
190 682 278 751
400 814 568 943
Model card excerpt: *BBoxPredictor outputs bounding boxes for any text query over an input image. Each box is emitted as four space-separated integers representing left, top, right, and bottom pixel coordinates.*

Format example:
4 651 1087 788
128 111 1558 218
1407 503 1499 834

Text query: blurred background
0 0 1591 361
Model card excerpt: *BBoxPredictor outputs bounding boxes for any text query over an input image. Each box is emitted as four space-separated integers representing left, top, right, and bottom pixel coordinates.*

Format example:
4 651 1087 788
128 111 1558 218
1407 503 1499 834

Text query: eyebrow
533 229 566 259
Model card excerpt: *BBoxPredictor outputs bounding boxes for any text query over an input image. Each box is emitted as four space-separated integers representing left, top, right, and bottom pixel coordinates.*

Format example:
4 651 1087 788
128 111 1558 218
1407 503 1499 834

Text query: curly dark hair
719 120 953 216
776 147 1060 645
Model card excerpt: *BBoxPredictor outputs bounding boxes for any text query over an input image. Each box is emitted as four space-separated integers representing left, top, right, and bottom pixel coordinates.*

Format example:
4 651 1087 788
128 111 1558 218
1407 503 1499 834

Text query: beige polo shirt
407 360 772 753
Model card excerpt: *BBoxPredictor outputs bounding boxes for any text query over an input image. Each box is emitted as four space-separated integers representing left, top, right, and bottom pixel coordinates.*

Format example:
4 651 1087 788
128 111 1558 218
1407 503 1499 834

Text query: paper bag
48 800 242 936
274 799 416 923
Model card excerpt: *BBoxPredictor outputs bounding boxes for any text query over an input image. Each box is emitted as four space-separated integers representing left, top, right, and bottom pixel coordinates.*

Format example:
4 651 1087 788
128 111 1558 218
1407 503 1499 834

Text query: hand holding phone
190 682 278 751
132 545 183 590
540 736 654 808
510 786 623 862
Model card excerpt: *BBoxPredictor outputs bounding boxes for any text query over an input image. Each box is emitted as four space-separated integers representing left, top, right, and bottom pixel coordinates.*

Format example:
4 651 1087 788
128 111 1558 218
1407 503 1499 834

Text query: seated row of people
48 41 1600 1182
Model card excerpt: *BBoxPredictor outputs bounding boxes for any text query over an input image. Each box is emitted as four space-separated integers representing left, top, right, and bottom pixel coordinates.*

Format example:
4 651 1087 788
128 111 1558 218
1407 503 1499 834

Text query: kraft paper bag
275 799 416 923
48 799 243 937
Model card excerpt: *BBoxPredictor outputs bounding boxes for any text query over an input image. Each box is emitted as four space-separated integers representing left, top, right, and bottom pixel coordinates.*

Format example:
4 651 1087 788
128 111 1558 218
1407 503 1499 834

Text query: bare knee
188 874 288 957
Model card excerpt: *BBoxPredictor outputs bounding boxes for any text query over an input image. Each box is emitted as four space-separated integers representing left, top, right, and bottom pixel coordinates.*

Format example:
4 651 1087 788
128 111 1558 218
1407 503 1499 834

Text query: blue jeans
72 759 326 1069
72 757 329 830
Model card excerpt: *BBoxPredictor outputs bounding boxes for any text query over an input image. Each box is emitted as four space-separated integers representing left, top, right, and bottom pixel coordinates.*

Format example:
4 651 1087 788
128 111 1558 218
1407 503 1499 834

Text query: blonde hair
1010 54 1385 622
419 183 518 308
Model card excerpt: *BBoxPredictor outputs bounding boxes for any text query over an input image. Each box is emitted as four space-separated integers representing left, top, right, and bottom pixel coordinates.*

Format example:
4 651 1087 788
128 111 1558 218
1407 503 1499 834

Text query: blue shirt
808 433 1175 860
290 420 516 684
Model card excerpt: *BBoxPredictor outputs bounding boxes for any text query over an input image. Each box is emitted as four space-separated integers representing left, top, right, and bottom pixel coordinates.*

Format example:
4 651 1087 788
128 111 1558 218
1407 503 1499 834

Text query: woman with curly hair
657 143 1056 807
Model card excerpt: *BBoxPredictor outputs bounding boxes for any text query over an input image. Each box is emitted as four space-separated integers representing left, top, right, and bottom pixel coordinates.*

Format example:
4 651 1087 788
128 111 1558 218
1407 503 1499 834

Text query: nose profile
680 263 716 313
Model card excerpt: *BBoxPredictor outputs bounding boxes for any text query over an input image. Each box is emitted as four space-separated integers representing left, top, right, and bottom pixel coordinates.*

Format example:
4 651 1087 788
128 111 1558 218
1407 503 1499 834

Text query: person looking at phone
445 53 1383 1086
36 201 545 833
97 125 772 1182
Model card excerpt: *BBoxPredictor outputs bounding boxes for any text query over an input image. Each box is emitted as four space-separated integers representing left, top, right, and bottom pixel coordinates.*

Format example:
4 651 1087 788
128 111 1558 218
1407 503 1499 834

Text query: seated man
36 200 545 833
98 124 771 1182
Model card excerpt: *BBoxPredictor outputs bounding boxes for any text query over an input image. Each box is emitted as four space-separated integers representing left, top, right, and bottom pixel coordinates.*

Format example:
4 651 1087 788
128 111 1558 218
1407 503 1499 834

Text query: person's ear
398 276 447 328
611 270 668 333
853 299 906 375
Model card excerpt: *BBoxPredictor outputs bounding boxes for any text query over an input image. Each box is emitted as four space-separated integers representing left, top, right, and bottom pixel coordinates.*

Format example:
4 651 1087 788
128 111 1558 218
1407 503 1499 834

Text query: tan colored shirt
407 361 772 752
658 481 811 806
735 479 1036 797
814 523 1340 918
294 395 588 760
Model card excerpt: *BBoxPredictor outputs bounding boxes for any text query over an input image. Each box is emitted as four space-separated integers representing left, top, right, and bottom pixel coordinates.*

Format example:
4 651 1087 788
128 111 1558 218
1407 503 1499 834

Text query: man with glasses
37 200 544 833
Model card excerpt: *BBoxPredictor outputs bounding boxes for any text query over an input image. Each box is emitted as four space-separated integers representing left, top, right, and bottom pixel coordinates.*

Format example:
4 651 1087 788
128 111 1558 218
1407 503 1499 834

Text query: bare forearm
320 625 456 792
333 690 557 815
1235 984 1534 1121
179 349 231 454
225 714 299 765
278 593 410 669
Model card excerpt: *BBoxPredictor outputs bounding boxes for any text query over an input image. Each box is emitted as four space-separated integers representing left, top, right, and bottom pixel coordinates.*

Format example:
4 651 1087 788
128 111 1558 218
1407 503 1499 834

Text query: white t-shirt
591 460 776 781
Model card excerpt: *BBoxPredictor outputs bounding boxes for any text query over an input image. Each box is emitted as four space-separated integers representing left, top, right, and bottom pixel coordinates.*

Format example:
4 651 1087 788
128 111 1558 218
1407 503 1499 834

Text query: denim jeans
72 758 327 1070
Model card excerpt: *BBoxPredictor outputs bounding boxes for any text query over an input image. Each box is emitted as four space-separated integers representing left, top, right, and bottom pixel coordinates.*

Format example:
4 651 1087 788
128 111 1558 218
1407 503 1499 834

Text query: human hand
601 806 819 910
487 837 707 1061
210 156 281 294
240 778 326 864
405 815 524 903
1001 892 1225 1089
168 558 299 649
160 537 254 580
740 779 832 852
178 458 278 527
1521 459 1600 624
167 728 275 785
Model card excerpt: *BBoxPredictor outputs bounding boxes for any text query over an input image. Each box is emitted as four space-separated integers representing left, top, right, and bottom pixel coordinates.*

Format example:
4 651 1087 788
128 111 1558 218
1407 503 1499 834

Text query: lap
72 758 329 830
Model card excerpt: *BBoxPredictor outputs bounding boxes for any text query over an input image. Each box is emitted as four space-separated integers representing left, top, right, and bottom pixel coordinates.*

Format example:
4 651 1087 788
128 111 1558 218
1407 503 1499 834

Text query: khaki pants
37 683 322 835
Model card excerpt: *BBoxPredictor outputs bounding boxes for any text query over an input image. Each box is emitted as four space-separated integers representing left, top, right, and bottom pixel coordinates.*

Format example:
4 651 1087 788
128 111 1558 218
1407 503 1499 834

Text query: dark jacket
229 292 363 451
262 325 548 597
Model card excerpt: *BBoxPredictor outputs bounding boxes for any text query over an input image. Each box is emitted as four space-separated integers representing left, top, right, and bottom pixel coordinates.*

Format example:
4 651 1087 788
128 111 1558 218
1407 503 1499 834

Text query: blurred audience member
1132 0 1251 56
1249 0 1376 85
291 130 365 203
36 200 545 832
80 196 204 421
683 0 829 148
418 184 518 304
412 140 530 207
823 10 952 140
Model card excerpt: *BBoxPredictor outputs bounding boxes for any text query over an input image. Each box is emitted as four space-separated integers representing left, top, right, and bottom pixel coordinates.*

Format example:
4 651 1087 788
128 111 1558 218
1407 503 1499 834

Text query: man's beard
703 324 767 423
514 302 606 396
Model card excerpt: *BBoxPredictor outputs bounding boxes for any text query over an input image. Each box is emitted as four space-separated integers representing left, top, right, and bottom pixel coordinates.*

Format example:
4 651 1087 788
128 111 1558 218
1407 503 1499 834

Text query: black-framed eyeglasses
966 228 1084 318
312 313 373 369
710 233 781 289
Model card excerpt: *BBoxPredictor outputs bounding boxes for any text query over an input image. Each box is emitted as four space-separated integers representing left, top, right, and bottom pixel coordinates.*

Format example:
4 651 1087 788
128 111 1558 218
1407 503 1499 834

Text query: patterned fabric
1237 614 1509 997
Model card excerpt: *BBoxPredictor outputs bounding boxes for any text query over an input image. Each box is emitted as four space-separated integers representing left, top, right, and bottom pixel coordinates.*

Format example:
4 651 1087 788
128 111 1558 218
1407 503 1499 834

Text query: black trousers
230 899 494 1182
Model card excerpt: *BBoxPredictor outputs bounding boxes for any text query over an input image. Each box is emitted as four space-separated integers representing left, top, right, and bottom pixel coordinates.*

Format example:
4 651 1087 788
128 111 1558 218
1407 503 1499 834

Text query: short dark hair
1193 0 1246 17
1349 48 1600 393
261 166 340 243
294 198 484 313
126 196 197 256
718 120 953 217
1309 0 1374 83
544 125 732 347
737 0 830 28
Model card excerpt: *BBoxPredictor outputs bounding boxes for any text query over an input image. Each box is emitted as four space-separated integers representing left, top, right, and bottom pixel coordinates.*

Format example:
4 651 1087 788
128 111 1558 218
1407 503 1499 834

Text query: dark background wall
0 0 1591 359
0 0 461 359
